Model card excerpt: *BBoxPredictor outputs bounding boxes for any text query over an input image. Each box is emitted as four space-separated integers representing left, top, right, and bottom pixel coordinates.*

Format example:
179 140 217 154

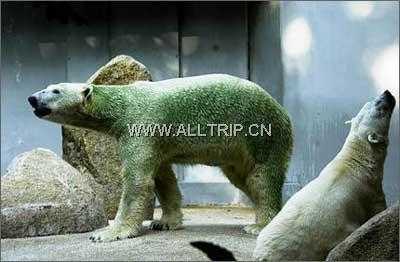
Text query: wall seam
277 2 284 104
65 4 69 83
177 3 182 78
246 2 251 81
106 2 111 60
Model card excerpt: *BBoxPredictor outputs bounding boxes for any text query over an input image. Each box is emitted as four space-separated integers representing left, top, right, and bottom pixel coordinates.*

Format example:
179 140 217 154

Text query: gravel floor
1 207 257 261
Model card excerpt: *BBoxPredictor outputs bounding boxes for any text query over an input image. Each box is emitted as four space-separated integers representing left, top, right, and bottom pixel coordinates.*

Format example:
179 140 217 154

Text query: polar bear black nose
382 90 396 109
28 96 38 108
383 90 391 96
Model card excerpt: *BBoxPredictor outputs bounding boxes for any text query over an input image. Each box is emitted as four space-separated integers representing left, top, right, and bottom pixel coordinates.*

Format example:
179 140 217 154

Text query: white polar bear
253 90 396 261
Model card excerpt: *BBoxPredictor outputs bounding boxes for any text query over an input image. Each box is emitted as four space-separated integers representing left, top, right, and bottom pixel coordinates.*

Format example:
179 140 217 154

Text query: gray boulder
87 54 152 85
326 202 399 261
1 148 107 238
62 55 154 220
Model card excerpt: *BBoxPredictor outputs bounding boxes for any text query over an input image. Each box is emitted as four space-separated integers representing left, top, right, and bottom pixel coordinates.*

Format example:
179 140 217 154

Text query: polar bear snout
375 90 396 112
28 95 38 108
27 92 52 118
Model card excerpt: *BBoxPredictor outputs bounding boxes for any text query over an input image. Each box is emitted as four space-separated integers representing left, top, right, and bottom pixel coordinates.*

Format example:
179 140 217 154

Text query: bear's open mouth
33 107 52 118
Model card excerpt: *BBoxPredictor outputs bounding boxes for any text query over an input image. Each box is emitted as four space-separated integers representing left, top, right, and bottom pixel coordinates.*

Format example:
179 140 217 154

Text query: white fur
253 97 391 261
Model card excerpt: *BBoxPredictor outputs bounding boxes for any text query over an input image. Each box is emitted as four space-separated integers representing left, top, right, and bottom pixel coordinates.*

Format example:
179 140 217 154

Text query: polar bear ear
82 85 93 102
368 132 385 144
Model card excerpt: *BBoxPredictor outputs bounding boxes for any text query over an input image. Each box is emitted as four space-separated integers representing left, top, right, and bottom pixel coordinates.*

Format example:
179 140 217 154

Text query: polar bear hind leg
243 163 285 235
150 164 184 231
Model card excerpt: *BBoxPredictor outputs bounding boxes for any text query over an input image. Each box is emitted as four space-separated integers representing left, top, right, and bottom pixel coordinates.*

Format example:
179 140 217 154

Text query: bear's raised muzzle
375 90 396 113
27 95 52 118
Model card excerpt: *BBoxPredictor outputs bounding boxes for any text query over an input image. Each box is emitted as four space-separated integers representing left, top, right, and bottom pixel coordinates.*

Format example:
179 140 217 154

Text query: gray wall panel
1 3 66 173
66 3 110 82
249 2 284 103
180 3 248 78
109 3 179 80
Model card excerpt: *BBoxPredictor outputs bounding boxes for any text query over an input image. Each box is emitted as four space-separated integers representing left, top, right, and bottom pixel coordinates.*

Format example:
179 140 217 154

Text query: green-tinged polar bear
190 90 396 261
28 74 293 242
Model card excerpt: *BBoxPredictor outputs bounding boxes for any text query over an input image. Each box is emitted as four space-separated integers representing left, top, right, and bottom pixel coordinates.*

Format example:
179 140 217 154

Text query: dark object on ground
191 241 236 261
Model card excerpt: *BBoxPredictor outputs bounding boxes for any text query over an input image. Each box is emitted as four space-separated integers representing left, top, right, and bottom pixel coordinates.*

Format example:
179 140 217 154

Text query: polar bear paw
243 224 263 235
89 224 141 242
149 218 183 231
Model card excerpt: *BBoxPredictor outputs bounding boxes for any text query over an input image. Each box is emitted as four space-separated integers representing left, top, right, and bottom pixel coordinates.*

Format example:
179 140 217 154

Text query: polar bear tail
190 241 236 261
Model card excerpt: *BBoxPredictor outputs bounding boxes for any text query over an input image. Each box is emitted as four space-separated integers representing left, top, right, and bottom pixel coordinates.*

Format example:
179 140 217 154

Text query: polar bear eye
52 89 60 94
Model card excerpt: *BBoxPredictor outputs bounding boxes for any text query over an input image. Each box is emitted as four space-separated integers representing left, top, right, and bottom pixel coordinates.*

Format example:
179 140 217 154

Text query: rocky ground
1 207 256 261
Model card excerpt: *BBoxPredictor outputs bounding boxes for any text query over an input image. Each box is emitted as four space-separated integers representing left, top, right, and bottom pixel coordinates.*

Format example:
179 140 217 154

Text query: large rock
326 203 399 261
87 55 152 85
1 148 107 238
62 55 154 220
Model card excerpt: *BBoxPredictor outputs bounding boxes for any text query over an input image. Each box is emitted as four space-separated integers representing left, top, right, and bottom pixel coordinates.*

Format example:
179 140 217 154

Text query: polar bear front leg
90 161 155 242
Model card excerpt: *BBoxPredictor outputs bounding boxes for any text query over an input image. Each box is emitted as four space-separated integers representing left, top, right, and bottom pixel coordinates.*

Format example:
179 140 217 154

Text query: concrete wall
1 2 399 205
281 1 399 205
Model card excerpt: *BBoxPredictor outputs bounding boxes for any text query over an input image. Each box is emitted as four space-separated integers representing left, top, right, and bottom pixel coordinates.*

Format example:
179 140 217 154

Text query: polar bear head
28 83 93 125
346 90 396 145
